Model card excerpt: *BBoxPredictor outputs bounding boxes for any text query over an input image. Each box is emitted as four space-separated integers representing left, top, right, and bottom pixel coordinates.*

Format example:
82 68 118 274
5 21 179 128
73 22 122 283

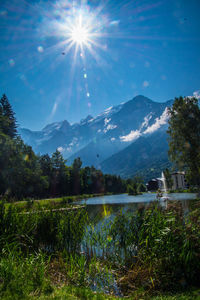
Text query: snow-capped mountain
19 95 173 176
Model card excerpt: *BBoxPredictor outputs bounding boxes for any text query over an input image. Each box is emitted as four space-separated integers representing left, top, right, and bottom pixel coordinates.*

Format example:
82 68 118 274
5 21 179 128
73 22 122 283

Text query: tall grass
0 200 88 298
0 247 52 299
0 200 88 254
0 199 200 298
82 200 200 294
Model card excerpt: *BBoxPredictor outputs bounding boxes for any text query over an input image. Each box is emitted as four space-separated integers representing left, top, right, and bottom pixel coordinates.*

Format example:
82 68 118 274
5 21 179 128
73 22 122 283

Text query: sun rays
69 14 90 46
44 1 107 62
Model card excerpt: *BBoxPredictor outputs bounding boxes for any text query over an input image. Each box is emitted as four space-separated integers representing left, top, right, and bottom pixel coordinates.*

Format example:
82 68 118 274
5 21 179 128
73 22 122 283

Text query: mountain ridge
19 95 173 179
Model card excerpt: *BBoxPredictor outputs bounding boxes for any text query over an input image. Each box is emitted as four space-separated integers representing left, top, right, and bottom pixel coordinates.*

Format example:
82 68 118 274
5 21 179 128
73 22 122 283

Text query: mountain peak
80 115 93 124
132 95 153 103
60 120 70 131
42 120 70 133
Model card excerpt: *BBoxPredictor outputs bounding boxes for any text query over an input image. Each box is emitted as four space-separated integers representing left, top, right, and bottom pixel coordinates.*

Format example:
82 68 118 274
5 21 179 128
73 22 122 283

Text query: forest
0 94 135 200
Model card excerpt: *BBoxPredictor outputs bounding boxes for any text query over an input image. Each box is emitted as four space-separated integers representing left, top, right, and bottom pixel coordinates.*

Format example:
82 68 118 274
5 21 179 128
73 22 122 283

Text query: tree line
0 94 129 200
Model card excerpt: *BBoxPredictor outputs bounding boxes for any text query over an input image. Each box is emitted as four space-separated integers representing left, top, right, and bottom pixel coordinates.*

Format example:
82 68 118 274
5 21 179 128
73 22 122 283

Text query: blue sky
0 0 200 130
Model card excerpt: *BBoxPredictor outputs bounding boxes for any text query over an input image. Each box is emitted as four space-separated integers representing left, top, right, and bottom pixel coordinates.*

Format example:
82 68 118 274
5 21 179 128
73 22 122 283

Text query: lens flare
70 17 89 46
8 59 15 67
37 46 44 53
42 2 108 59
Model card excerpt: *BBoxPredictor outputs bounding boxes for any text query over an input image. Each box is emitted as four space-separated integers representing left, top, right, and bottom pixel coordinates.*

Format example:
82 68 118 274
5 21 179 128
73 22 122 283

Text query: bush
127 184 138 195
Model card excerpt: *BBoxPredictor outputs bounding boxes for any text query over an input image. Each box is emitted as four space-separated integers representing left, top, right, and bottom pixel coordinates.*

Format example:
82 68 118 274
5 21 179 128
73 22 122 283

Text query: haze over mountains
19 95 173 180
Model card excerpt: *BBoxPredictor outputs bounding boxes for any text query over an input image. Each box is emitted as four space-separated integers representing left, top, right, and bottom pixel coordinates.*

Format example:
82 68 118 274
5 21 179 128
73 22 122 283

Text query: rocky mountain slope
19 95 173 179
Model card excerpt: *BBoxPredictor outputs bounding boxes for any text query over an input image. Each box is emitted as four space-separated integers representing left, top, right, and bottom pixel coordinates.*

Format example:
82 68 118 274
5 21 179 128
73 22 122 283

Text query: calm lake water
79 193 197 222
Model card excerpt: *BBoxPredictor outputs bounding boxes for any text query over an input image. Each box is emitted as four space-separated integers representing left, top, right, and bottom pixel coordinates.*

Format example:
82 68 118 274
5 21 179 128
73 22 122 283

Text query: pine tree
0 94 17 138
0 104 4 133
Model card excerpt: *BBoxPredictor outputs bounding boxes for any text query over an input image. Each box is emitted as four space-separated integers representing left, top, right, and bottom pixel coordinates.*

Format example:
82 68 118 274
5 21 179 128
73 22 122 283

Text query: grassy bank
0 199 200 299
0 250 199 300
4 193 112 212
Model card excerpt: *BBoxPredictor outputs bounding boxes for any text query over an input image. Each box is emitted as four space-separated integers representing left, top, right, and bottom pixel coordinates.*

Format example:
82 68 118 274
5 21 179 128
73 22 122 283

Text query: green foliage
163 168 173 190
126 177 146 195
137 202 200 289
0 250 52 299
1 198 200 298
44 284 123 300
116 201 200 291
0 134 49 198
64 254 117 295
0 94 17 138
127 184 138 195
104 174 126 194
0 201 88 254
167 96 200 187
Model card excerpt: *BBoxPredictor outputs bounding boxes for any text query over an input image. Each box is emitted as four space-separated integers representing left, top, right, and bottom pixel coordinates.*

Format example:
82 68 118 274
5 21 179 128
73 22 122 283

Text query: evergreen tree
50 150 66 196
0 94 17 138
72 157 82 170
0 104 9 136
167 96 200 187
39 154 53 177
71 157 82 195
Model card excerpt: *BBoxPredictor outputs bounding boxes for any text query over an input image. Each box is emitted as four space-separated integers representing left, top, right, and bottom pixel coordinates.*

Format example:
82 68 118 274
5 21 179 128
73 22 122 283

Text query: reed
0 199 200 299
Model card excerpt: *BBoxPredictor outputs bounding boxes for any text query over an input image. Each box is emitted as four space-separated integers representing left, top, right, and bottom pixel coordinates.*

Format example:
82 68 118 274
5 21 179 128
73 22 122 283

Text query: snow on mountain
140 113 153 129
188 90 200 100
143 107 169 134
80 115 93 125
19 95 173 170
119 107 169 143
120 130 141 142
91 103 124 124
42 121 64 134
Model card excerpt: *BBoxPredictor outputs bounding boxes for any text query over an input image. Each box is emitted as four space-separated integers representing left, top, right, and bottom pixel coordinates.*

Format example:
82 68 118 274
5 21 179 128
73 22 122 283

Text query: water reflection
80 193 197 222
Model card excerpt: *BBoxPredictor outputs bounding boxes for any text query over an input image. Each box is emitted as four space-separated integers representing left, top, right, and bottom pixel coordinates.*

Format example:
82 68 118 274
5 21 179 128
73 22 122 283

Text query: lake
78 193 197 222
79 192 198 295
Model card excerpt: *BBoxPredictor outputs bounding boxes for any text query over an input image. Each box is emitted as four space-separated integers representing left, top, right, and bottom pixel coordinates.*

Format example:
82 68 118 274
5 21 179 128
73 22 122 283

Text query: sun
43 3 109 59
53 6 102 55
70 16 90 46
71 26 88 45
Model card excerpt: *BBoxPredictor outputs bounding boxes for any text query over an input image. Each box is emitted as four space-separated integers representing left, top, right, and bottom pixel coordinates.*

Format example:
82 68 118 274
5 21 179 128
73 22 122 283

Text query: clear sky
0 0 200 130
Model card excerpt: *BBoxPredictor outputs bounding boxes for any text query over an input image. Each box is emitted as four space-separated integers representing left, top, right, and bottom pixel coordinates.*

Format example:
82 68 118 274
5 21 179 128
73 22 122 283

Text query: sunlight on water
103 204 111 217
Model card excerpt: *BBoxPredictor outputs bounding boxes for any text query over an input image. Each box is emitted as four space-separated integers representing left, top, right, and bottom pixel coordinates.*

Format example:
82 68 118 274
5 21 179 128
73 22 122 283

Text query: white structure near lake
160 171 187 191
147 171 187 192
171 172 187 190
